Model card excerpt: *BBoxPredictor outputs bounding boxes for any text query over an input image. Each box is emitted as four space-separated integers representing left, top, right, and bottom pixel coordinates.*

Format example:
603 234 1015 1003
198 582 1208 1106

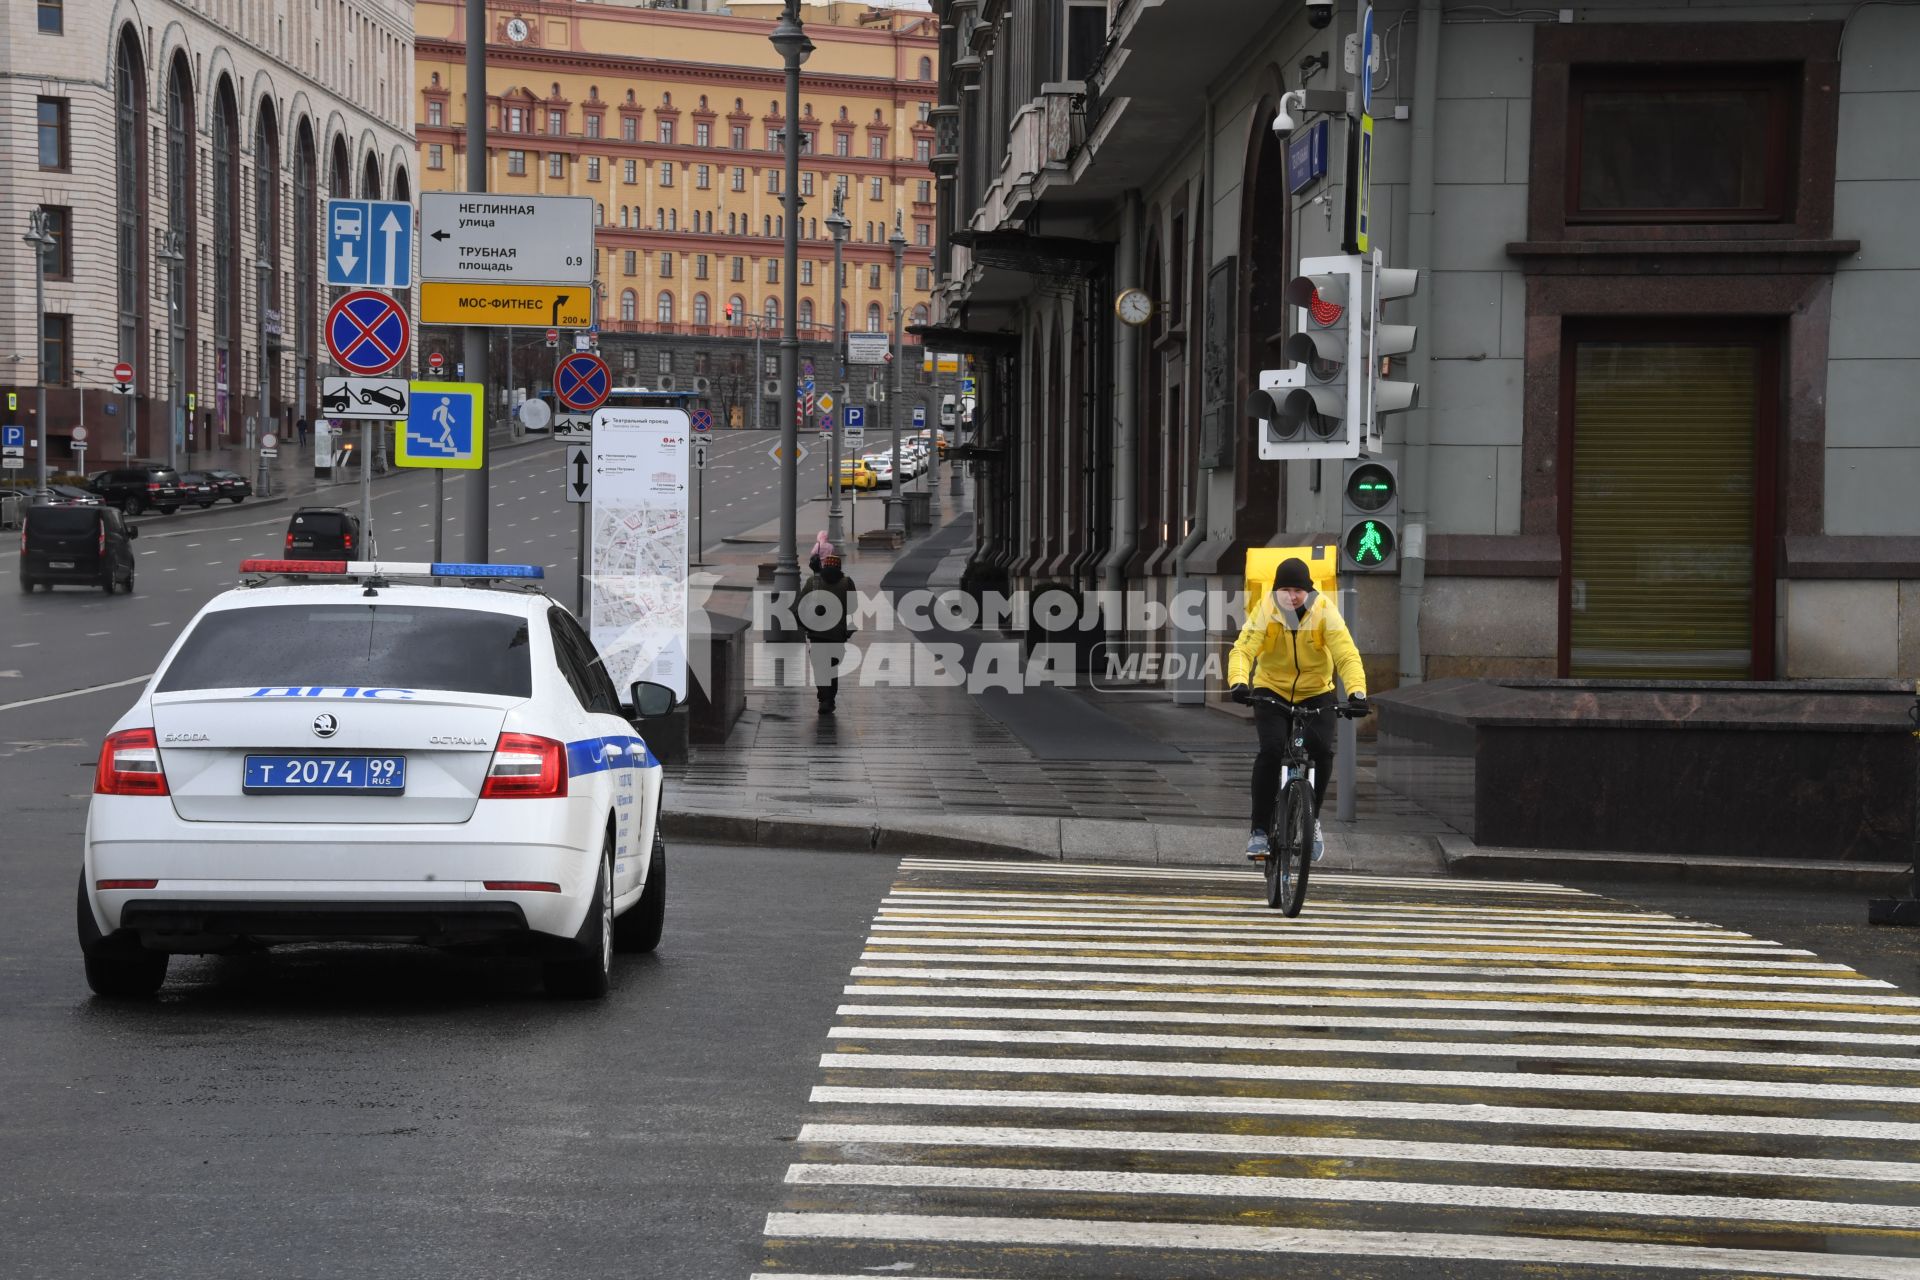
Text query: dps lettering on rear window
156 605 534 697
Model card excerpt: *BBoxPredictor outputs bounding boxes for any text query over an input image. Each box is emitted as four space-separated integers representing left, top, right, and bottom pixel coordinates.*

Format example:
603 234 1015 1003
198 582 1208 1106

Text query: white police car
79 559 674 999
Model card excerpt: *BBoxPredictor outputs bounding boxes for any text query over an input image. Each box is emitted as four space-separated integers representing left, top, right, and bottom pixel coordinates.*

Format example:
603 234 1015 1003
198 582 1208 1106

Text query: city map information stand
588 408 691 703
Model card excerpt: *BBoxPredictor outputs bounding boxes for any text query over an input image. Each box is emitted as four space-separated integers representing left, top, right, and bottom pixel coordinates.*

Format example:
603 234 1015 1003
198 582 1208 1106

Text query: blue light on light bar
429 562 545 579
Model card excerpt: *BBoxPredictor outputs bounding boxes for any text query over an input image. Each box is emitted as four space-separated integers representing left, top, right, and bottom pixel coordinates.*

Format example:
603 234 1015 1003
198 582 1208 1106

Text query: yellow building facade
414 1 940 342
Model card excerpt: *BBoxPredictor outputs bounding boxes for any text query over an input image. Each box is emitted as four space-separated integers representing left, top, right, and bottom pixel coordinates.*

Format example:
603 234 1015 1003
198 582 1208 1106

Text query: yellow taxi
839 460 879 490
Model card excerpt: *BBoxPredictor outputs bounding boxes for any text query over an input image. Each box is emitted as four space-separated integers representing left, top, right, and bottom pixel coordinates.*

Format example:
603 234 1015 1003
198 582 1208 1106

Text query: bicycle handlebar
1241 688 1371 718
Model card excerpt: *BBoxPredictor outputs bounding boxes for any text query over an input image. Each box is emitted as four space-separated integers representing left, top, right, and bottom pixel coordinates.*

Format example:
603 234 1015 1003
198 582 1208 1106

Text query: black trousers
808 640 846 707
1250 690 1336 830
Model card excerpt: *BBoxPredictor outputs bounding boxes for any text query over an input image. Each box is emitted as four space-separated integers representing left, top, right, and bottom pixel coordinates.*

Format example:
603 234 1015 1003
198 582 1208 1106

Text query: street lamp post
255 256 272 492
886 211 907 534
768 0 813 606
23 210 54 494
158 231 185 471
825 189 850 548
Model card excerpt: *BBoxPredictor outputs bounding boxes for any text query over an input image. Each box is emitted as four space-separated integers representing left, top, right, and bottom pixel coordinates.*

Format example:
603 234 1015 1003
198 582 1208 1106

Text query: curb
1437 834 1913 891
661 809 1914 889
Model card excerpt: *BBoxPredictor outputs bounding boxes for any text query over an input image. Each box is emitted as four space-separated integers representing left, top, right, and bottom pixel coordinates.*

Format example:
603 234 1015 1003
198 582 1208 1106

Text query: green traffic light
1345 519 1394 566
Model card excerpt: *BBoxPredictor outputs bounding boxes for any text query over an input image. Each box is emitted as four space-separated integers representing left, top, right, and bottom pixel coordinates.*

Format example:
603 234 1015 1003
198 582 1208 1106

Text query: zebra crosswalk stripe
762 861 1920 1278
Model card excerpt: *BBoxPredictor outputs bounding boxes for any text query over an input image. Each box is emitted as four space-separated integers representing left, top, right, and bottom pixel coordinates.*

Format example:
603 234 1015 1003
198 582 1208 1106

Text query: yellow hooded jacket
1227 590 1367 702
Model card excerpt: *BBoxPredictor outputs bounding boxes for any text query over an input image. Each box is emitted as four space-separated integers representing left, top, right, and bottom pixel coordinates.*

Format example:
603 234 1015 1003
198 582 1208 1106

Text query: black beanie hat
1274 557 1314 591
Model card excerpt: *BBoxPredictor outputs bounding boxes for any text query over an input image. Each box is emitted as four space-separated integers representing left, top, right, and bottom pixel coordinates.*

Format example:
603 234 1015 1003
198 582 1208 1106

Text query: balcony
975 85 1077 230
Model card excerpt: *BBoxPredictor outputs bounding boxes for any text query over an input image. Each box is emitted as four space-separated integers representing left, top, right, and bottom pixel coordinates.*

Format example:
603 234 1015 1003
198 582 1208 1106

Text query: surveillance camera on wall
1271 90 1305 138
1305 0 1334 30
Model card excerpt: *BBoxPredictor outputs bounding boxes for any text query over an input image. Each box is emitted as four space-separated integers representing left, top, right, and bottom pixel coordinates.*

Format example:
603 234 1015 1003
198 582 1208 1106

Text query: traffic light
1340 457 1399 573
1248 253 1365 460
723 302 735 322
1363 257 1419 455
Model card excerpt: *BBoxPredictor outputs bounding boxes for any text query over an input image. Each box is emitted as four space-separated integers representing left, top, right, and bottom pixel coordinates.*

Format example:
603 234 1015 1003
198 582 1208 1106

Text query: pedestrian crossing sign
397 381 484 470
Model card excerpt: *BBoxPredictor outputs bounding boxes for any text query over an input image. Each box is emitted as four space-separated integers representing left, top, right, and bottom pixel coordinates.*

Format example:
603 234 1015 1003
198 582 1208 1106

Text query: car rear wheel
614 829 666 954
124 496 145 517
158 505 178 515
198 501 215 509
77 874 168 998
544 839 613 999
19 576 36 593
100 572 115 595
228 496 246 504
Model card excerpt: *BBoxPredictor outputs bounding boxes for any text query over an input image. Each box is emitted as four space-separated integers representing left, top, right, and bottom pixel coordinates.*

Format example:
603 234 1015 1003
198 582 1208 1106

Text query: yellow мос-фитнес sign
421 282 593 329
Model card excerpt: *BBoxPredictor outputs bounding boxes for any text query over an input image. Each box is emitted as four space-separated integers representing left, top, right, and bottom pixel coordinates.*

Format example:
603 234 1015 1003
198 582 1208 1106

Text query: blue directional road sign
326 290 410 376
912 406 926 428
1 425 24 450
326 198 413 288
844 405 866 430
397 381 484 470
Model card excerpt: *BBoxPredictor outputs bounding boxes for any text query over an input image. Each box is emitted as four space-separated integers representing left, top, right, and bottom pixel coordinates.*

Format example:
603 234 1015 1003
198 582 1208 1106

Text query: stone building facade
930 0 1920 687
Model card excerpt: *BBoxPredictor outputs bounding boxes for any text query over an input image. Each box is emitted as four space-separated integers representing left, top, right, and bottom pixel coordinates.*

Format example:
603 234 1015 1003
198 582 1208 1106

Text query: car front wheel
544 838 613 999
124 496 145 516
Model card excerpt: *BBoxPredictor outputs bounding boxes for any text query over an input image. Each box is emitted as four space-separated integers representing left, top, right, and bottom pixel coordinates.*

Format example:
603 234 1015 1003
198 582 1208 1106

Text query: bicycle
1241 688 1368 916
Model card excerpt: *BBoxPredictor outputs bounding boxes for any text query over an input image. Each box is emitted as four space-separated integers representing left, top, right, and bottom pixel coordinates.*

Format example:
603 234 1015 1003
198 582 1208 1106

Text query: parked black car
88 464 185 516
179 469 252 506
20 503 138 593
201 468 252 502
284 506 363 559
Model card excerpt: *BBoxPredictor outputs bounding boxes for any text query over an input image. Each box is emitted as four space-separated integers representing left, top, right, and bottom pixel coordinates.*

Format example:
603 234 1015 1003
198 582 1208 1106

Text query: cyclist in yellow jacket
1227 557 1369 863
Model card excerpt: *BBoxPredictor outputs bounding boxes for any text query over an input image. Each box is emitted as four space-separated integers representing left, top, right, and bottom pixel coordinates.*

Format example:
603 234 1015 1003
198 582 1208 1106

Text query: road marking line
11 642 39 648
883 891 1685 922
850 966 1918 1005
901 861 1591 894
758 1213 1920 1277
793 1123 1920 1183
857 953 1888 989
149 621 171 627
86 631 110 637
785 1163 1920 1230
833 1003 1920 1045
0 672 152 713
825 1024 1920 1074
817 1052 1920 1103
862 936 1845 971
870 920 1796 950
806 1085 1920 1141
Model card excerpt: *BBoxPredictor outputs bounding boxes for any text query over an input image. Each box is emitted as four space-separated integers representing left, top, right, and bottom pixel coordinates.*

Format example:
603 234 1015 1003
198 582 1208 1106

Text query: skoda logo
311 713 339 739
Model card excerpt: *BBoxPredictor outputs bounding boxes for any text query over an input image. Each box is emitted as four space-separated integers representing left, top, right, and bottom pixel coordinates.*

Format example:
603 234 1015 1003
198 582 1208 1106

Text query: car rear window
27 508 98 536
148 469 182 484
157 605 533 697
292 512 348 533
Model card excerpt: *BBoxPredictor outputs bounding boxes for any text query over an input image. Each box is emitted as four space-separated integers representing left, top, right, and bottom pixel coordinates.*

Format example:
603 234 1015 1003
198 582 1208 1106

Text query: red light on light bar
482 881 563 893
96 879 159 890
240 559 349 574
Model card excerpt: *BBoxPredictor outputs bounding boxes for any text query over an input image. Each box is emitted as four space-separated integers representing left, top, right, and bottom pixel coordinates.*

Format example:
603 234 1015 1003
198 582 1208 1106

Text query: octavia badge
312 713 340 739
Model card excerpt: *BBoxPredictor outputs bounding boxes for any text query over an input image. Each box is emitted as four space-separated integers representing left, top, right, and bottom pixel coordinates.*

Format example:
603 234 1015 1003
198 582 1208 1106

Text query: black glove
1229 684 1251 705
1346 693 1371 717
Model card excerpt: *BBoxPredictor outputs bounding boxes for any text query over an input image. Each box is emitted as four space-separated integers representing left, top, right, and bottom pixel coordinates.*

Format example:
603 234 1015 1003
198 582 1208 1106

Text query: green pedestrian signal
1340 458 1399 572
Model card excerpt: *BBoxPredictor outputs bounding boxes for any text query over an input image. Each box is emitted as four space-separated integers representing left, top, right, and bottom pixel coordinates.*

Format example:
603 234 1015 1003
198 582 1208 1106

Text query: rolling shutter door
1569 341 1758 679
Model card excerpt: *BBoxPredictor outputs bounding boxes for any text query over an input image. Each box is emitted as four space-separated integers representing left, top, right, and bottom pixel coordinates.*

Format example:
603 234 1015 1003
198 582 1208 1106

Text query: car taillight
147 483 163 491
98 523 106 554
343 532 353 551
94 728 169 796
285 531 295 551
480 732 568 799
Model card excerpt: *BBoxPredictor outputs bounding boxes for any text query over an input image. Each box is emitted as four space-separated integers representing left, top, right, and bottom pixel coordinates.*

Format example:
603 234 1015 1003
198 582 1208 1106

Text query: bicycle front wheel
1265 776 1314 915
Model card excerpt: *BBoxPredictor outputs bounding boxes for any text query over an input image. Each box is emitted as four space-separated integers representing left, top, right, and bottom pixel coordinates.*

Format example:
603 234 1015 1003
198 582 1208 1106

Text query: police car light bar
239 559 545 580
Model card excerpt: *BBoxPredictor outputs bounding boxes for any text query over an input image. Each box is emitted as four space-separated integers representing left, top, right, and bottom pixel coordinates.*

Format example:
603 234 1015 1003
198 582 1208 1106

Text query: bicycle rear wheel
1265 776 1314 915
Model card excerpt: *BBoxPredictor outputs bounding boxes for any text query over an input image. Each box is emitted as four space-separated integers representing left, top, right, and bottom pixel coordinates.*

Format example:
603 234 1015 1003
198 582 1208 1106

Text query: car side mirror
125 524 139 539
627 680 676 720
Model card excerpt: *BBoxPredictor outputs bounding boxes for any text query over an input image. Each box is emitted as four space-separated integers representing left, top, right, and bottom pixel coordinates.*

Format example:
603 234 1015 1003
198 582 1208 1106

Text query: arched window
729 294 745 323
655 209 665 230
763 215 772 236
764 297 779 327
293 121 316 415
114 30 147 391
912 304 929 327
620 289 637 322
595 203 604 225
668 209 677 231
361 152 380 198
798 298 814 328
657 291 675 324
254 103 281 409
866 302 883 332
693 293 710 325
918 57 932 81
213 78 239 433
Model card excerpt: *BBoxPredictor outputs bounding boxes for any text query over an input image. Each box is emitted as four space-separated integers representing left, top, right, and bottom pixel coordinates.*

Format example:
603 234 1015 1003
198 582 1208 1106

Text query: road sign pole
433 470 444 561
577 496 589 616
463 0 490 562
361 419 375 557
695 461 704 567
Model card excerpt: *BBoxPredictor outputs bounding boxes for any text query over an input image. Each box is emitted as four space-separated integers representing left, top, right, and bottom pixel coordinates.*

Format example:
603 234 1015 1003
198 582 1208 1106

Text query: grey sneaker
1245 829 1270 861
1312 819 1325 863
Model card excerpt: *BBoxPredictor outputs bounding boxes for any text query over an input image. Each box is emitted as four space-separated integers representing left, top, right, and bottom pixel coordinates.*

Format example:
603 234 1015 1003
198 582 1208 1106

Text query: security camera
1271 90 1305 138
1305 0 1335 29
